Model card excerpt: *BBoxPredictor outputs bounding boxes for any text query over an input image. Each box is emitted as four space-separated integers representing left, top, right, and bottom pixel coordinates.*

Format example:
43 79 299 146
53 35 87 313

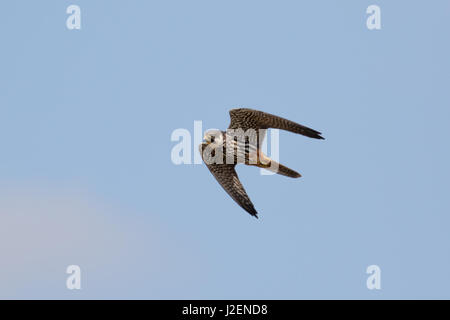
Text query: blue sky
1 0 449 299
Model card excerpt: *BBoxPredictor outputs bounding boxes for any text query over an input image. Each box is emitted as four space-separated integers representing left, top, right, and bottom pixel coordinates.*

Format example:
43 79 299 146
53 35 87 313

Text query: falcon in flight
199 108 324 218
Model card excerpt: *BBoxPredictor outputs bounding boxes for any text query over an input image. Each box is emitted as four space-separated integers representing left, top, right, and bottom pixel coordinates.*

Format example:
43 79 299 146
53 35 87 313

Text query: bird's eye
210 136 215 143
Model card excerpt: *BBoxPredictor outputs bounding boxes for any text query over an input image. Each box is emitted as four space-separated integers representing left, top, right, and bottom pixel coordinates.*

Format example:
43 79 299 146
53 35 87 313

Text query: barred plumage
199 108 324 218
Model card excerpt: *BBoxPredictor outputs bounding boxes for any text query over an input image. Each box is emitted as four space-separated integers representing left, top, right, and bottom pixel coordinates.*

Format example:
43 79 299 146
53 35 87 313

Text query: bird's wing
199 143 258 217
228 108 324 141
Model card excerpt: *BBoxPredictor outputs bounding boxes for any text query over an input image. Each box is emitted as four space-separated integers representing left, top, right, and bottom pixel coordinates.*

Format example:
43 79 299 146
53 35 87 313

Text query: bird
199 108 324 218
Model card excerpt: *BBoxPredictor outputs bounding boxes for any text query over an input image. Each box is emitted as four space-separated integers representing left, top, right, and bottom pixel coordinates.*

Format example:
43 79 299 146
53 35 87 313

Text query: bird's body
199 108 324 218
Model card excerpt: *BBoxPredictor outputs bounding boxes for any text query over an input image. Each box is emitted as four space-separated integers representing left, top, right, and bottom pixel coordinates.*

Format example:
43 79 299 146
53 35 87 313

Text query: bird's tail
253 153 301 178
264 160 301 178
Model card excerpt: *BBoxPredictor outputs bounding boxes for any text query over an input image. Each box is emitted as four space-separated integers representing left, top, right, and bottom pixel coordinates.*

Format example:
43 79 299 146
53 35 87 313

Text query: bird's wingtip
248 209 259 219
314 131 325 140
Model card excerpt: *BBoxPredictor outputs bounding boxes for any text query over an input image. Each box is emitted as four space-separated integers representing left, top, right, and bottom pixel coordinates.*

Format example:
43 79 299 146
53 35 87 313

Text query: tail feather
275 162 301 178
257 159 301 178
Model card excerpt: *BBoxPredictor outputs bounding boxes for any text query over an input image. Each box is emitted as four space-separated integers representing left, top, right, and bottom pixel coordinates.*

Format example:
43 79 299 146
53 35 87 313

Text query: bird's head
203 129 224 145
